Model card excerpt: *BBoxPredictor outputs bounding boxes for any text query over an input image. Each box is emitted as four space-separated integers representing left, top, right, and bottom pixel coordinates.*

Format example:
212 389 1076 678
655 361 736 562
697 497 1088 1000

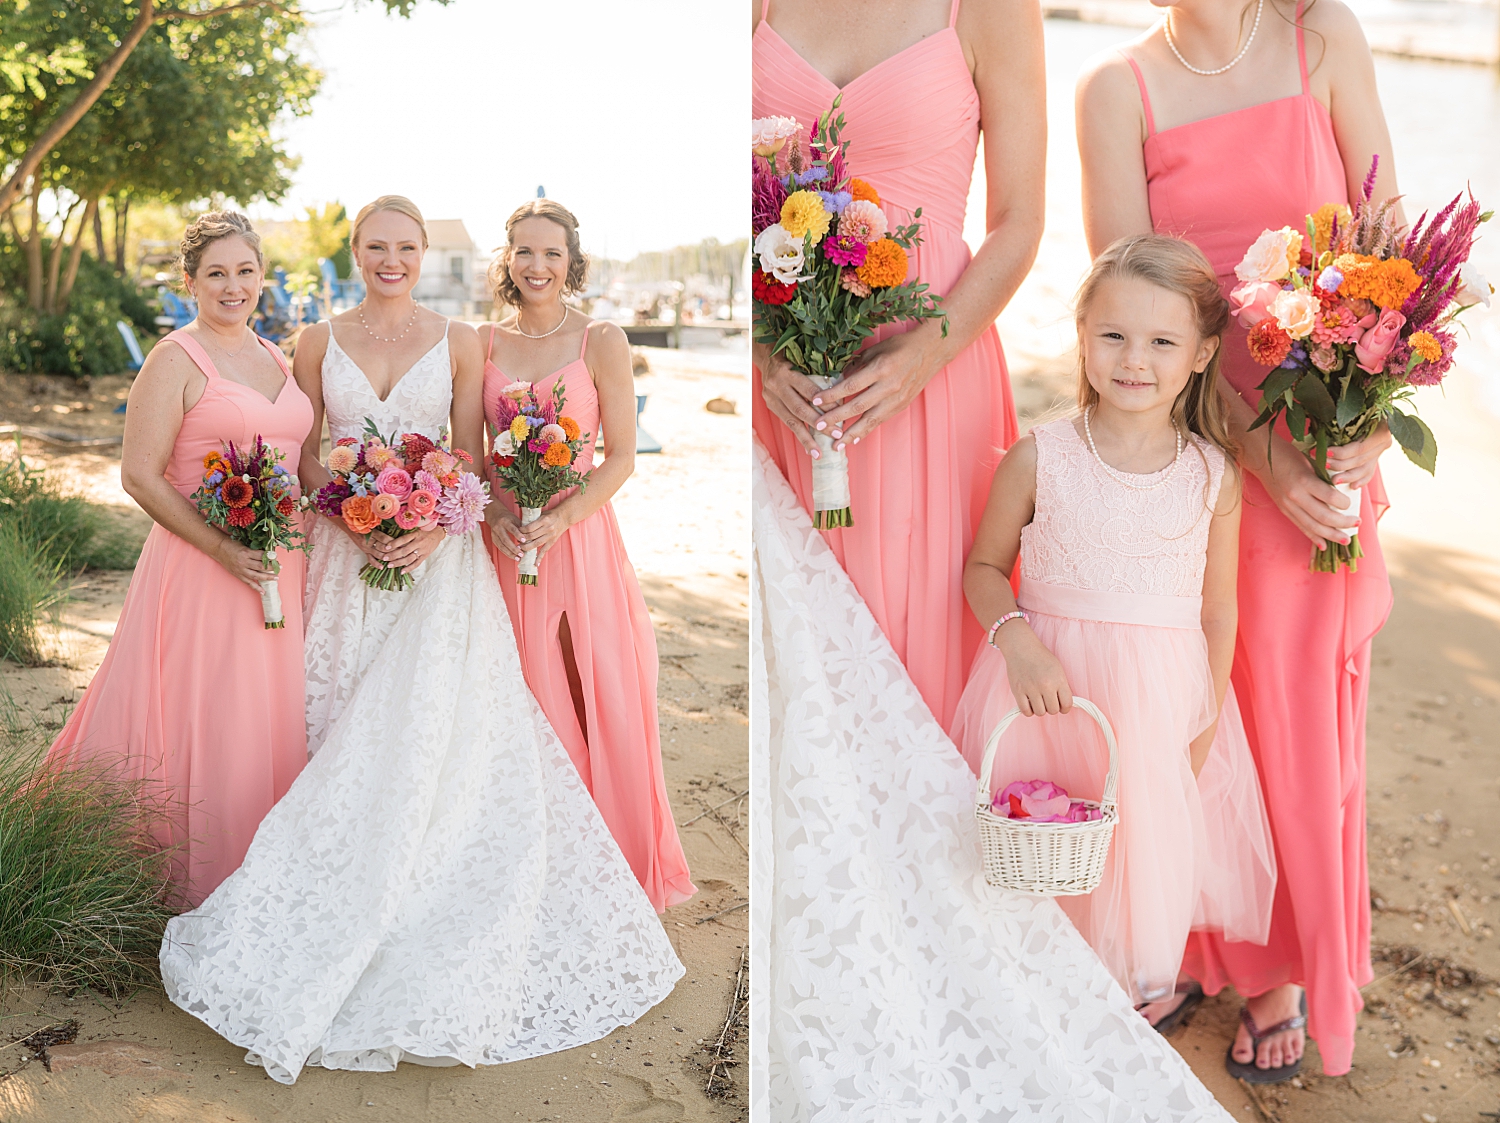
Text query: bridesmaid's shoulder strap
1295 0 1311 95
1121 52 1157 138
761 0 770 22
579 318 591 361
949 0 961 27
256 335 291 377
164 329 219 381
483 322 496 363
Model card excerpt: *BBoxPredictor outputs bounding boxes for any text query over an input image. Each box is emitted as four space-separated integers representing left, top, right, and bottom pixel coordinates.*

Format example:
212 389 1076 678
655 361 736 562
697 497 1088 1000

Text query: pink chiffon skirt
953 589 1275 1004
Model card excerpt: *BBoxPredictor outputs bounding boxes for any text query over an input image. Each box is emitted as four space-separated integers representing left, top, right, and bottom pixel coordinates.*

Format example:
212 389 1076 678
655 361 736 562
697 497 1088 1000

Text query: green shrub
0 234 157 377
0 697 177 993
0 522 63 665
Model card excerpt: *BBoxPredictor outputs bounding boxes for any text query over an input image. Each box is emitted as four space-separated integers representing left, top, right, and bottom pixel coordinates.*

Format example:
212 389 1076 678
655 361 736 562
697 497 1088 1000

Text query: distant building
414 219 491 317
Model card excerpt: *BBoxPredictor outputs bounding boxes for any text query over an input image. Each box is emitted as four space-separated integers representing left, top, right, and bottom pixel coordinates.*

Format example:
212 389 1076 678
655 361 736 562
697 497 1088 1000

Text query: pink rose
1354 307 1406 374
408 489 438 517
1229 281 1283 329
375 465 412 498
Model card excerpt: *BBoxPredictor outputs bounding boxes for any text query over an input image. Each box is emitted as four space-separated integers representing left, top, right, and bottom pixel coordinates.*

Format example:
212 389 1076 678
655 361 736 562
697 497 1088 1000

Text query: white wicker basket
974 697 1119 896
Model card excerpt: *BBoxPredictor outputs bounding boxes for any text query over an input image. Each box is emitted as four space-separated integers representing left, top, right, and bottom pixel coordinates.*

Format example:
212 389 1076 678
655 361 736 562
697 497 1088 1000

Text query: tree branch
0 1 158 216
156 1 293 20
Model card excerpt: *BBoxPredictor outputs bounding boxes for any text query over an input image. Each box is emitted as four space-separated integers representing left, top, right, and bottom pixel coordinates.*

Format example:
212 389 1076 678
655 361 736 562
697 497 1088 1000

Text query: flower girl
954 235 1276 1025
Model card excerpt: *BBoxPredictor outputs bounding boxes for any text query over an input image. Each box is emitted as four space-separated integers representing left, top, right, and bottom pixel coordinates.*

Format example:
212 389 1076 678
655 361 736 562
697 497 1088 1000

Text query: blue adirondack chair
116 320 146 371
157 289 196 328
598 394 662 454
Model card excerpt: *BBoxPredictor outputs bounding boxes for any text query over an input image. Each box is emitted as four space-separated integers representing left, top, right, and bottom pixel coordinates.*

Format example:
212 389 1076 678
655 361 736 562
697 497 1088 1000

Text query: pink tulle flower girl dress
954 416 1276 1004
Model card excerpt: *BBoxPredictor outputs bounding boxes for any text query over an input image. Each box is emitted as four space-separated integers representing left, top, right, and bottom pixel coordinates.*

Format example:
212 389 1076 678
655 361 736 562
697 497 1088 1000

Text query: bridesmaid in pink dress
1077 0 1401 1080
752 0 1044 733
479 200 695 913
49 213 313 908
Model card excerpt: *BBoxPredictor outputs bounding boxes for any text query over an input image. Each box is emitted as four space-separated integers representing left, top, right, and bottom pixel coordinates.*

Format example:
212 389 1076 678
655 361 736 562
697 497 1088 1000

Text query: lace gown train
159 326 684 1085
751 442 1232 1122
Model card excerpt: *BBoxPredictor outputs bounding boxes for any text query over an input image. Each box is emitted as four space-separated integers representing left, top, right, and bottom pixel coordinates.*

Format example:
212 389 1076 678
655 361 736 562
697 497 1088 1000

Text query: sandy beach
0 342 750 1123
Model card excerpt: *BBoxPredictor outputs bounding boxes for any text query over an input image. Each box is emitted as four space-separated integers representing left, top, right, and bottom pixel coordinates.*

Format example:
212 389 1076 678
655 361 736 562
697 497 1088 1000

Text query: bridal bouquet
752 98 945 528
193 438 311 628
488 378 592 585
1234 157 1492 572
313 419 489 591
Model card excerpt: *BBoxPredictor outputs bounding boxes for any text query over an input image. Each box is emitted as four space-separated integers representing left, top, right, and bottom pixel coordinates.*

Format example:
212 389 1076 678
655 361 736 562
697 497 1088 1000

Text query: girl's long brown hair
1075 234 1237 465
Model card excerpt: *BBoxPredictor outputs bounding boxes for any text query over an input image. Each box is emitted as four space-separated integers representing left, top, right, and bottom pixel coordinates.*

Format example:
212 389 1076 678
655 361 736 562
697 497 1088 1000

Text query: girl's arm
119 341 274 590
806 0 1047 445
519 321 636 562
1189 465 1242 776
962 436 1073 717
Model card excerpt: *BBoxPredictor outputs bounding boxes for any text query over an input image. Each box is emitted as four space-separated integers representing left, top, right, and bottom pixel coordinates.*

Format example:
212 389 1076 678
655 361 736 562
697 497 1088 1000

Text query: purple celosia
1400 327 1457 387
753 158 789 236
434 471 488 536
493 393 519 426
1400 191 1486 333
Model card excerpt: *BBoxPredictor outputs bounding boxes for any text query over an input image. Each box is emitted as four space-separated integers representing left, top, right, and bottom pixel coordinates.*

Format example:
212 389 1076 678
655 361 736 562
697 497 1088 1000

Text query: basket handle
974 697 1120 817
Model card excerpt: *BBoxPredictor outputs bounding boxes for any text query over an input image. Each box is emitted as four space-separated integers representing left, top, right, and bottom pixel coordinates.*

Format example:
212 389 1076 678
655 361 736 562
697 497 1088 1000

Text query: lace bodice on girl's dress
1022 417 1225 597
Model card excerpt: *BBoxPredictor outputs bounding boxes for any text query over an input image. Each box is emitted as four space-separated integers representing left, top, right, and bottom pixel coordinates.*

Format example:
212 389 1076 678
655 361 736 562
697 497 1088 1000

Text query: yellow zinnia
509 416 530 442
780 191 832 243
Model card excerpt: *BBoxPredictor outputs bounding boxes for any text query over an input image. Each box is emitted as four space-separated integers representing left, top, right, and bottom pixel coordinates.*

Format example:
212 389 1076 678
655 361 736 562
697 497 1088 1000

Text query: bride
159 195 683 1085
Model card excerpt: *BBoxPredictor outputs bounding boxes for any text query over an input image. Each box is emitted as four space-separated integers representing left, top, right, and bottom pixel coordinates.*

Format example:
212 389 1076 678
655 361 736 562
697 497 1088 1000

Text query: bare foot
1138 991 1187 1026
1232 984 1305 1070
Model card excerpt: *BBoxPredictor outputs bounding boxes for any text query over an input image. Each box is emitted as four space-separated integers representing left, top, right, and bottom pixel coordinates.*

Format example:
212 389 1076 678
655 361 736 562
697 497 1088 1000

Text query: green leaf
1294 373 1337 424
1335 381 1367 428
1388 409 1438 474
1286 401 1308 440
1256 367 1300 408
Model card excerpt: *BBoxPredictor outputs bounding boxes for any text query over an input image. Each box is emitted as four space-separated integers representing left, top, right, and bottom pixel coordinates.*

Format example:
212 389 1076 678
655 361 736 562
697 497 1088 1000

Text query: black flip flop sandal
1146 981 1204 1036
1225 991 1307 1084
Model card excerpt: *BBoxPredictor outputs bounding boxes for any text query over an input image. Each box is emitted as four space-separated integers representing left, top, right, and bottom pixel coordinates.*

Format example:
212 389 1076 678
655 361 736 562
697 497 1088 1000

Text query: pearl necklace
1082 407 1184 491
358 300 419 344
516 305 569 340
1164 0 1263 76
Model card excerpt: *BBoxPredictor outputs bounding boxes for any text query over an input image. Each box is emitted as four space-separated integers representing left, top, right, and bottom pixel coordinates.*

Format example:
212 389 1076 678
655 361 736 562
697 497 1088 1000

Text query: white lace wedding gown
750 442 1232 1122
159 325 684 1085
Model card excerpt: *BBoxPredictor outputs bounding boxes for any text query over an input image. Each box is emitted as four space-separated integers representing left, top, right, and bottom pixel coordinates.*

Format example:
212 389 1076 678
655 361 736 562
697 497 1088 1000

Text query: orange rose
341 494 379 534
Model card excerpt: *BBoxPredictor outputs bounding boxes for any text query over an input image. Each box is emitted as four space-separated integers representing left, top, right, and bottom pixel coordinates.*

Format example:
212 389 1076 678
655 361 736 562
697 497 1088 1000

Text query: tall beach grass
0 694 177 994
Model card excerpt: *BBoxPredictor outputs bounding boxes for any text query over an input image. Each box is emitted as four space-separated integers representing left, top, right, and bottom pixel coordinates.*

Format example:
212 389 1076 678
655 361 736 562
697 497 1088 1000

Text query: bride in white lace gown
159 198 683 1085
751 443 1232 1122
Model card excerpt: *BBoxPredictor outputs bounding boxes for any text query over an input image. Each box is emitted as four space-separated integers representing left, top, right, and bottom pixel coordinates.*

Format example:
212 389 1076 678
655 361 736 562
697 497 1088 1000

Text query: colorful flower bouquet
312 419 489 591
192 438 311 628
487 378 592 585
752 98 946 528
991 779 1103 824
1233 157 1492 572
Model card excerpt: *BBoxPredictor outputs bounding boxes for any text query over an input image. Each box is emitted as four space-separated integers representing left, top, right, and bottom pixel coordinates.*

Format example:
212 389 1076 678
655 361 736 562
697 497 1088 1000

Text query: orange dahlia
341 494 379 534
558 416 581 442
221 475 254 508
856 238 908 288
226 506 255 528
1248 319 1293 367
849 178 880 205
543 441 574 467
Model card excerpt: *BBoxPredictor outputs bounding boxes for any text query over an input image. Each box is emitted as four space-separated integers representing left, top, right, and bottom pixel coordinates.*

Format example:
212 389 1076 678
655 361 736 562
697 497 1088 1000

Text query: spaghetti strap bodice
321 323 453 443
161 329 314 497
1128 2 1347 398
753 8 978 260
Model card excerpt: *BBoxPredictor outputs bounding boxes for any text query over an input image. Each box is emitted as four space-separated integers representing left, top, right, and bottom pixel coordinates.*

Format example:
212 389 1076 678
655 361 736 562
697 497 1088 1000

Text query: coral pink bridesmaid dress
49 330 315 908
752 0 1020 734
481 324 696 913
1123 9 1393 1075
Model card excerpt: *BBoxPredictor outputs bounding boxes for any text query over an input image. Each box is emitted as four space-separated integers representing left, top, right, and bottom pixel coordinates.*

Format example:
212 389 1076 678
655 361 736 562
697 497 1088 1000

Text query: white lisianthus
752 116 801 158
1270 288 1320 340
1235 226 1303 284
494 430 516 456
1456 260 1493 309
755 223 809 286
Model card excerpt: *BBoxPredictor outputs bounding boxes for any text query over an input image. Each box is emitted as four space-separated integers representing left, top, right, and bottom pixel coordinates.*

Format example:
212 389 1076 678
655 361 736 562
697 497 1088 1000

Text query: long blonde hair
1075 234 1236 462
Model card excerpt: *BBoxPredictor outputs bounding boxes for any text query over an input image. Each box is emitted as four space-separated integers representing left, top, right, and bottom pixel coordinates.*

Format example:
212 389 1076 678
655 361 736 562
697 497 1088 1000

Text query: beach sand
0 343 750 1123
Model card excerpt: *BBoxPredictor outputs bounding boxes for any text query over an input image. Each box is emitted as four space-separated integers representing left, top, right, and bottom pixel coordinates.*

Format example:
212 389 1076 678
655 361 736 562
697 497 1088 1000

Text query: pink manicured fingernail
812 397 822 405
831 429 842 439
815 420 826 431
835 442 846 451
852 437 861 445
810 448 821 459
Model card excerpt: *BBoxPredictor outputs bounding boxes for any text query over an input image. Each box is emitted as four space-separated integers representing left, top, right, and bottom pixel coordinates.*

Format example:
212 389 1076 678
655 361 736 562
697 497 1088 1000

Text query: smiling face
353 210 425 299
186 235 263 330
507 216 572 307
1080 274 1219 420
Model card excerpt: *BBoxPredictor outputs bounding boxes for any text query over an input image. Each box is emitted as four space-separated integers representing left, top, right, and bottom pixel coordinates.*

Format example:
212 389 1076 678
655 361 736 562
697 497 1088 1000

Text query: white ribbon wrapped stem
808 374 851 525
259 553 284 629
518 506 542 585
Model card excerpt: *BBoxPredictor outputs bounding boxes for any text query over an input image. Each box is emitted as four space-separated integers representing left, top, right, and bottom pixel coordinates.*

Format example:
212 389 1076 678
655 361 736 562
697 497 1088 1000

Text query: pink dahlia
435 471 489 535
838 200 887 244
839 268 871 297
1310 304 1363 347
